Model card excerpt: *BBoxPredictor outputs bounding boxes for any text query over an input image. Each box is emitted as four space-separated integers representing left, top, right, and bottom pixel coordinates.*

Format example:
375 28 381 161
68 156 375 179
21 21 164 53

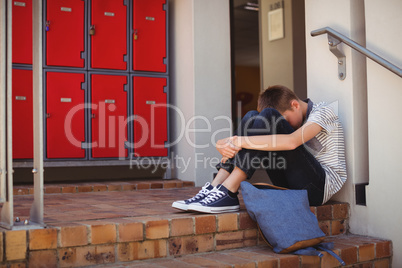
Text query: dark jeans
216 108 325 206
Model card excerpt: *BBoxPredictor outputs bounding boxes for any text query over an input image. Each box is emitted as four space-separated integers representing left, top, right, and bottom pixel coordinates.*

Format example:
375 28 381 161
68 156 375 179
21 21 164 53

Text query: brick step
1 187 353 266
92 235 393 268
13 179 195 196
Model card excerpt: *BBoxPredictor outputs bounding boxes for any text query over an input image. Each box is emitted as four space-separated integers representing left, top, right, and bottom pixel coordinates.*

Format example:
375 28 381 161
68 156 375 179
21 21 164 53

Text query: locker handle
91 113 96 119
46 21 50 31
46 113 51 118
134 29 138 40
89 25 95 36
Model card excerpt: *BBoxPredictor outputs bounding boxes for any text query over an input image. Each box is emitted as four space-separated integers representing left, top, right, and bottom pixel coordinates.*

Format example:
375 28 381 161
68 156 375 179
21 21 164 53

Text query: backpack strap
315 243 346 266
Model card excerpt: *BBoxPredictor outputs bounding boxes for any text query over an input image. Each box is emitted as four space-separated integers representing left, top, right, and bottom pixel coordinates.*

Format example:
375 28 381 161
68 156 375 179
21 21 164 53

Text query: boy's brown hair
257 85 300 113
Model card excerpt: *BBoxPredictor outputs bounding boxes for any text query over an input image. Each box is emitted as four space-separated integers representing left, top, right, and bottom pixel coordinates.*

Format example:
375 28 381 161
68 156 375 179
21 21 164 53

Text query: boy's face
281 101 303 129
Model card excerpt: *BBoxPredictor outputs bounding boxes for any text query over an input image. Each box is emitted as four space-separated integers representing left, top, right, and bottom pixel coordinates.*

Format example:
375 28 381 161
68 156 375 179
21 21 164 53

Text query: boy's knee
244 110 259 118
259 108 282 118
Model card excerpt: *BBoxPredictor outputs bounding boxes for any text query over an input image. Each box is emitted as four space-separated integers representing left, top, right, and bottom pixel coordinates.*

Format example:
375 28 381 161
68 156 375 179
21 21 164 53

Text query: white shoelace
187 182 211 202
200 188 226 205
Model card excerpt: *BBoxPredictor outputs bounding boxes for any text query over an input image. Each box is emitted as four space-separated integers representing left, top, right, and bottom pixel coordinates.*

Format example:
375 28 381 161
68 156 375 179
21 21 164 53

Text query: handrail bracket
328 35 346 80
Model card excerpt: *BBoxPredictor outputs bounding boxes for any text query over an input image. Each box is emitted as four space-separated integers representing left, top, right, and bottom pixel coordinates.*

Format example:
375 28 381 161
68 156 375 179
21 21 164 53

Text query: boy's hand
216 137 242 162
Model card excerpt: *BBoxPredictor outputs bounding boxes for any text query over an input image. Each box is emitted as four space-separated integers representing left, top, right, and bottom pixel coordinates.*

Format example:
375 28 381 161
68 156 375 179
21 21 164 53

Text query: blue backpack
240 181 345 264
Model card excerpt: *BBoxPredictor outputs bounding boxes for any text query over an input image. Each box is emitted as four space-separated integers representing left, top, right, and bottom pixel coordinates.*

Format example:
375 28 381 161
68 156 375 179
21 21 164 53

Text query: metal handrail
311 27 402 78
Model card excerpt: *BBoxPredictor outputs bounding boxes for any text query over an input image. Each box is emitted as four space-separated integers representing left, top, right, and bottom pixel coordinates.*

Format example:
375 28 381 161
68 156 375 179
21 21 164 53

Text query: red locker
133 0 166 73
133 76 167 157
12 69 33 159
91 0 127 70
46 0 85 67
12 0 32 64
91 74 128 158
46 72 86 158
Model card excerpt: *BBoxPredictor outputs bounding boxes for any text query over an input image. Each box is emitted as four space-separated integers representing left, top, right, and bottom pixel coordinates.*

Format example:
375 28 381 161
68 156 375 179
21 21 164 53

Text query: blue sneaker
187 184 239 213
172 182 214 211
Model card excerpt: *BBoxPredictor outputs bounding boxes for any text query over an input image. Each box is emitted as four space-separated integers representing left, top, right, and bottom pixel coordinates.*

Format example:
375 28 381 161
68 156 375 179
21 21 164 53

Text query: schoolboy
172 85 347 213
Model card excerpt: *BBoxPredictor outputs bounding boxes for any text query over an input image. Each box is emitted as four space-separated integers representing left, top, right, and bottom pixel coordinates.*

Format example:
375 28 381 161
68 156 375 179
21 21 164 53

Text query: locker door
91 74 128 158
46 72 86 159
133 0 166 73
46 0 85 67
12 69 33 159
91 0 127 70
12 0 32 64
133 76 167 157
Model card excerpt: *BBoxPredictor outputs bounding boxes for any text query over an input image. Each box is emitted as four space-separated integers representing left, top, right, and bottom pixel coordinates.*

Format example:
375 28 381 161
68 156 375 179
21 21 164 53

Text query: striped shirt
305 101 347 204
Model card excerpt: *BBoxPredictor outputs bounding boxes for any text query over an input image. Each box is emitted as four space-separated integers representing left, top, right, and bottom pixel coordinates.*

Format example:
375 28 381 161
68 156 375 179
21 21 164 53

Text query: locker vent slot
14 2 26 7
105 99 115 104
146 17 155 21
104 12 115 17
15 96 26 101
146 101 156 105
61 7 72 12
60 98 72 103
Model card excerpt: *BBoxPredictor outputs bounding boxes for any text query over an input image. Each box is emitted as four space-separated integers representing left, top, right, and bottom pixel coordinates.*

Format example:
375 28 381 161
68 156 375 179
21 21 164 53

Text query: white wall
365 0 402 266
169 0 232 186
305 0 368 203
306 0 402 266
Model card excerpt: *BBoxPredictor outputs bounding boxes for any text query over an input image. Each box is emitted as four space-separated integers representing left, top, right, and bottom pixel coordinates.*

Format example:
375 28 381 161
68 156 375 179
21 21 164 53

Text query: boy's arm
232 122 323 151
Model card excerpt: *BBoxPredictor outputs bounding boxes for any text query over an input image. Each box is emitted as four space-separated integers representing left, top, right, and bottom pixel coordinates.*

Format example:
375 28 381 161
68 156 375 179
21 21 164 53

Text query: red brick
316 205 332 221
117 240 166 261
91 224 116 244
163 182 177 189
358 243 375 262
376 241 391 258
178 255 231 267
29 228 58 250
29 188 34 195
168 234 214 256
93 185 108 192
60 225 88 247
319 221 331 236
45 186 61 194
150 182 163 189
217 213 238 232
8 263 26 268
108 184 122 191
216 230 244 251
29 250 57 268
5 230 27 261
332 203 348 219
77 185 93 192
59 245 115 267
374 259 390 268
137 183 150 190
122 184 136 191
176 181 183 188
170 217 194 237
118 222 143 242
279 255 300 268
300 255 320 268
195 215 216 234
239 212 257 230
243 229 258 247
321 249 341 268
331 219 346 235
61 186 76 194
226 251 278 267
145 220 169 239
339 245 358 265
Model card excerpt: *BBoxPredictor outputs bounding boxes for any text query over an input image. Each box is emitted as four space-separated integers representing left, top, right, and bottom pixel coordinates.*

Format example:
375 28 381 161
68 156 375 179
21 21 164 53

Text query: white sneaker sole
172 201 189 211
187 203 239 214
